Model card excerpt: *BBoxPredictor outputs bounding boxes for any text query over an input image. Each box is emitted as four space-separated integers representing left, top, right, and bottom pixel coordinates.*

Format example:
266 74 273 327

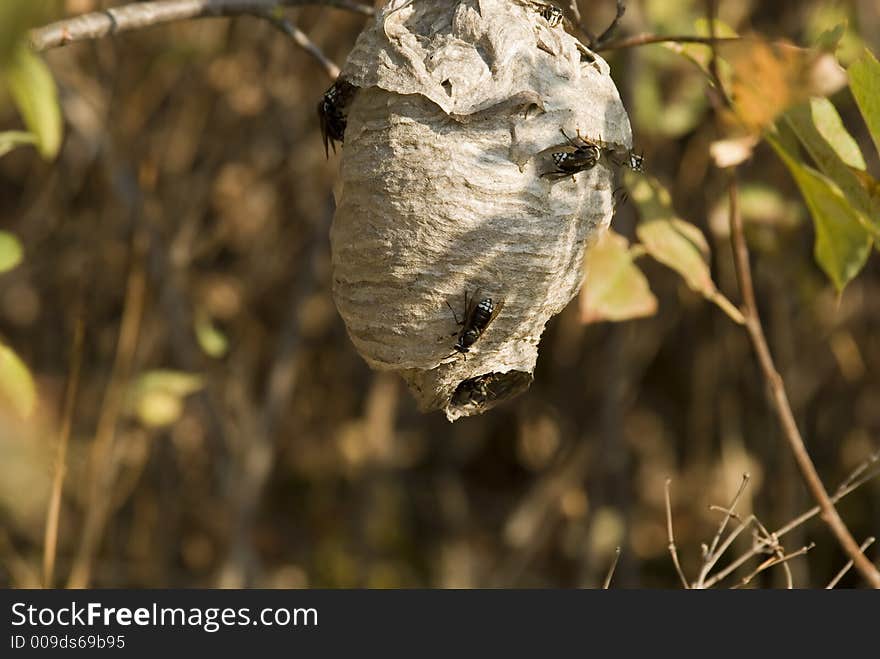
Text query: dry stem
726 174 880 588
41 304 85 588
67 233 147 589
826 538 876 589
731 543 814 589
664 478 690 589
603 547 621 589
30 0 372 52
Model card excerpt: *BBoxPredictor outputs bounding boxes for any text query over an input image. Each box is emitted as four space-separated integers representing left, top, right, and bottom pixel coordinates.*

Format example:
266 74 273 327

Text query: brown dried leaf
718 39 847 134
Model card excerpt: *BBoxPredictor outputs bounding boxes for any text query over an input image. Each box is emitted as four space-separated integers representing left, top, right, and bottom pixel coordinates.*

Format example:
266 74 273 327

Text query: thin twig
252 9 340 78
726 173 880 588
67 232 147 589
826 538 876 589
664 478 690 589
836 449 880 494
731 543 815 589
707 474 750 561
749 516 795 588
704 458 880 587
596 33 743 52
41 303 85 588
603 547 621 589
30 0 373 52
591 0 626 50
776 462 880 539
697 513 755 588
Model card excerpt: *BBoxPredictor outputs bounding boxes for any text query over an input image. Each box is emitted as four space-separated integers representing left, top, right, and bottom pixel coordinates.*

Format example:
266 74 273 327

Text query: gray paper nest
330 0 632 420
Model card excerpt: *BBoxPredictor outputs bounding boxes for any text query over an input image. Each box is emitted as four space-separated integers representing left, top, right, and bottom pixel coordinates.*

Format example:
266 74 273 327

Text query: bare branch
42 302 85 588
726 172 880 589
67 232 148 589
693 474 751 588
708 474 750 560
826 538 876 589
704 457 880 587
665 478 690 589
603 546 621 589
254 9 340 78
731 543 815 589
836 449 880 494
776 460 880 539
596 32 742 52
30 0 373 52
697 513 756 588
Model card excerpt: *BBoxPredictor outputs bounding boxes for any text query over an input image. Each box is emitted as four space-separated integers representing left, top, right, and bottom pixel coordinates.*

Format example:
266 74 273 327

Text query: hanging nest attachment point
329 0 634 420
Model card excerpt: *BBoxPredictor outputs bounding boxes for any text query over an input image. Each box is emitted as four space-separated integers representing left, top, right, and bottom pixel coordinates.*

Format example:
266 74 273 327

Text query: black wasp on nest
451 371 533 408
317 78 357 158
542 129 601 180
533 3 564 28
446 291 504 358
601 143 644 173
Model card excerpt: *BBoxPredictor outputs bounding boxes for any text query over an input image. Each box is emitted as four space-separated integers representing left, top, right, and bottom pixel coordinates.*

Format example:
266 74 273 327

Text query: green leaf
783 101 879 236
3 44 62 160
808 97 865 169
813 24 845 54
0 231 24 273
848 48 880 159
629 175 744 323
127 370 204 428
0 341 36 418
768 132 873 291
0 130 37 158
580 230 657 324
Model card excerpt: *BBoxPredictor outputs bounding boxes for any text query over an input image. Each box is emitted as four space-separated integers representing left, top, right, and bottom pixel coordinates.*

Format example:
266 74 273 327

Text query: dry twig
30 0 373 52
597 33 742 52
67 232 147 589
826 538 876 589
731 543 815 589
694 474 751 588
603 547 621 589
704 451 880 587
664 478 690 589
254 9 340 78
726 175 880 588
41 302 85 588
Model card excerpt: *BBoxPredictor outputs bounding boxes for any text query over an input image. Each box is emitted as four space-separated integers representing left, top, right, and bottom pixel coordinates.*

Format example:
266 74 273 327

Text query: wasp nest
330 0 633 420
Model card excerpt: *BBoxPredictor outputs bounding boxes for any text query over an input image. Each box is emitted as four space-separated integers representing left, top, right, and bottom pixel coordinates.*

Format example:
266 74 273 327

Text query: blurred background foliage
1 0 879 588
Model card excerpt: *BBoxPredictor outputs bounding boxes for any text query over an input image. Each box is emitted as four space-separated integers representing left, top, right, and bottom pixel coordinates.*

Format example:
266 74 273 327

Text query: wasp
317 78 357 158
451 371 534 409
533 3 564 28
446 291 504 356
542 129 601 180
626 151 644 172
602 145 644 172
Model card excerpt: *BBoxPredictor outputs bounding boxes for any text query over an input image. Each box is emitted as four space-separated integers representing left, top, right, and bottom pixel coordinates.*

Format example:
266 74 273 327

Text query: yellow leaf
126 370 204 428
0 342 36 418
0 230 24 274
580 230 657 324
195 311 229 358
3 44 62 160
630 175 744 324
